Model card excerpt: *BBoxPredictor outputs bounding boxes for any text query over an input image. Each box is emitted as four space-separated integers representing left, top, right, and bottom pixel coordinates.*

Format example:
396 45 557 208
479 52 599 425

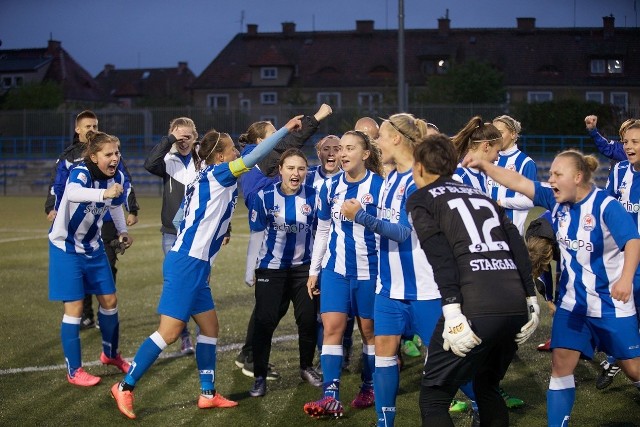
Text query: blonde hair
527 235 554 279
384 113 427 149
169 117 198 139
556 150 599 184
619 118 640 139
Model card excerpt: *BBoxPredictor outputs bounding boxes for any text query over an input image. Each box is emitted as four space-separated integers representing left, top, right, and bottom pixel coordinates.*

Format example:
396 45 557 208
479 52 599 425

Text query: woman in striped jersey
303 130 384 417
597 118 640 388
244 148 322 397
467 149 640 427
111 116 302 420
49 131 132 387
342 113 442 427
490 115 537 235
452 116 502 195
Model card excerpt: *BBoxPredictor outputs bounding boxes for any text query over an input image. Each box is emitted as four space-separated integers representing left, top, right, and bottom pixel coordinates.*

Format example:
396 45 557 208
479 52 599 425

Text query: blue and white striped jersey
317 170 384 280
453 165 490 195
305 165 339 192
534 182 639 317
172 162 240 263
249 183 317 269
377 169 441 301
606 161 640 233
49 163 126 257
489 145 537 234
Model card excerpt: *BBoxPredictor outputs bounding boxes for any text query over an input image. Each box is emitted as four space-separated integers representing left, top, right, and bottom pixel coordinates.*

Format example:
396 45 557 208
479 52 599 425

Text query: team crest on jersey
78 173 88 185
555 209 569 227
506 164 517 172
619 180 628 195
361 193 374 205
300 204 312 216
581 214 596 231
396 184 406 200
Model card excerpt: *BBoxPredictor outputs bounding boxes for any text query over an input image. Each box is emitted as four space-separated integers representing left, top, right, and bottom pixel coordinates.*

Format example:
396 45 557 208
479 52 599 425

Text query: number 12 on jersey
448 197 510 254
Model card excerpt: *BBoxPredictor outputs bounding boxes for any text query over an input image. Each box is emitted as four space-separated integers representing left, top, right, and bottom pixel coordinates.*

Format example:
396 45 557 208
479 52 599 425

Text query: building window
611 92 628 111
590 59 623 75
240 99 251 112
317 92 341 108
1 75 23 89
261 67 277 80
358 92 383 110
527 91 553 103
585 92 604 103
420 59 449 76
207 94 229 110
261 92 277 105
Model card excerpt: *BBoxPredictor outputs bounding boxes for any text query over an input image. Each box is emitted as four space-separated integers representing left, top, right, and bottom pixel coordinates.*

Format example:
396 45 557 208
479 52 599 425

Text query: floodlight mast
397 0 406 112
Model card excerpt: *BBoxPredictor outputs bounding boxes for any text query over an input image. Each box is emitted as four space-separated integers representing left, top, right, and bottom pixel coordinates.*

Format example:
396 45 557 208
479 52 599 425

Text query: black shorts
422 314 527 388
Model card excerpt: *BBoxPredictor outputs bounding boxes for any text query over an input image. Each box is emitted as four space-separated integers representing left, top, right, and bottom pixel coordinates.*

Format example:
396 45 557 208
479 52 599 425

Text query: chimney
177 61 187 74
103 64 115 76
516 17 536 32
247 24 258 35
282 22 296 35
603 15 615 38
438 18 451 36
47 40 61 54
356 20 374 34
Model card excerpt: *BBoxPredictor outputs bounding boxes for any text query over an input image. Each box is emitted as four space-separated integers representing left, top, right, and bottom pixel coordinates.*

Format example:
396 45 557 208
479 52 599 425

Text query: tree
417 60 506 104
1 81 63 110
512 100 617 135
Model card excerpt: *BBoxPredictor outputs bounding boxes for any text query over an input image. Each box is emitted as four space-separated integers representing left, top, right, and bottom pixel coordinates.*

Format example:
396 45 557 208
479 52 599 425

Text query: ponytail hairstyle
279 148 308 167
238 121 274 148
555 149 599 185
413 134 458 177
383 113 426 150
451 116 502 159
193 129 233 170
83 130 120 161
343 130 384 176
168 117 198 140
492 114 521 144
619 118 640 140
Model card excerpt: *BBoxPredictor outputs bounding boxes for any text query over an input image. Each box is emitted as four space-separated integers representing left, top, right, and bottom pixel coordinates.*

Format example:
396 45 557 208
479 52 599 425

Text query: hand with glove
442 304 482 357
515 296 540 345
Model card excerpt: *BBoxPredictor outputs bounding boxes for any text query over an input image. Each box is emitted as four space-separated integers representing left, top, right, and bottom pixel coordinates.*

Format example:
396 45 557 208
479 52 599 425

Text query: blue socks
61 315 81 376
547 375 575 427
98 306 119 358
361 344 375 389
196 335 217 394
374 356 398 427
320 345 343 400
124 331 167 387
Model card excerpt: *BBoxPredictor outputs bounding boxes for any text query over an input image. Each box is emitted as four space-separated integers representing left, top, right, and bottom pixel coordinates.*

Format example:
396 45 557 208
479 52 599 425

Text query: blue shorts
49 243 115 301
374 293 441 346
320 269 375 319
551 307 640 360
157 251 215 322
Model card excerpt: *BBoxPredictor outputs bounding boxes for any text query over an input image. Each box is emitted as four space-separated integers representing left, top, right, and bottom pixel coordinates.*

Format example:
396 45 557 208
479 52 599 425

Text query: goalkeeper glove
442 303 482 357
514 296 540 345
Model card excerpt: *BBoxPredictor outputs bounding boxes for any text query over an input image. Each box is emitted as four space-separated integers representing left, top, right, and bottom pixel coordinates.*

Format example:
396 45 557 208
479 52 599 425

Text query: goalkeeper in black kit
405 134 539 427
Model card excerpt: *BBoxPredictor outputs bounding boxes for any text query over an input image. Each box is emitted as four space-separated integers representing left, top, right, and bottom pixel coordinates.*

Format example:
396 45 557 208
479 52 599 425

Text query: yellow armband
229 158 250 177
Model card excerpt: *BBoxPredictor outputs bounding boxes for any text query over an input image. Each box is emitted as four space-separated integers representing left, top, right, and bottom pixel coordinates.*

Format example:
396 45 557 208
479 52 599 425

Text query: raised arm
464 156 535 200
585 115 626 162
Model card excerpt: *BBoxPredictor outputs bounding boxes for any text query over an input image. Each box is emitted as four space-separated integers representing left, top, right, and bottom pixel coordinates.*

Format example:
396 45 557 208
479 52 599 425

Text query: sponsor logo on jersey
84 204 108 216
558 236 594 252
268 204 280 217
300 203 312 216
272 222 312 233
582 214 596 231
469 258 517 271
381 206 401 221
78 172 88 185
621 199 640 213
361 193 374 205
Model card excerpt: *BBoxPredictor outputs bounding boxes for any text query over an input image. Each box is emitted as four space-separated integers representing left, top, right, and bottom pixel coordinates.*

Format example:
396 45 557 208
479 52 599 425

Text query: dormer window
590 59 623 75
261 67 277 80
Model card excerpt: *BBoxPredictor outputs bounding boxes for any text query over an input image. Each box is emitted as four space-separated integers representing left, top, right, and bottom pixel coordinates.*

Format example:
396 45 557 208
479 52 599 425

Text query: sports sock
460 381 478 410
374 355 398 427
321 345 343 400
61 315 82 377
361 344 375 389
123 331 167 387
98 306 119 358
547 375 575 427
196 335 218 395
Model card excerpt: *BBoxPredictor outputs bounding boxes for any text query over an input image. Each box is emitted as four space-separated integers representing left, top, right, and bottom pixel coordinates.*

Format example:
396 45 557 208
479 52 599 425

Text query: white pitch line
0 223 162 244
0 334 298 376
